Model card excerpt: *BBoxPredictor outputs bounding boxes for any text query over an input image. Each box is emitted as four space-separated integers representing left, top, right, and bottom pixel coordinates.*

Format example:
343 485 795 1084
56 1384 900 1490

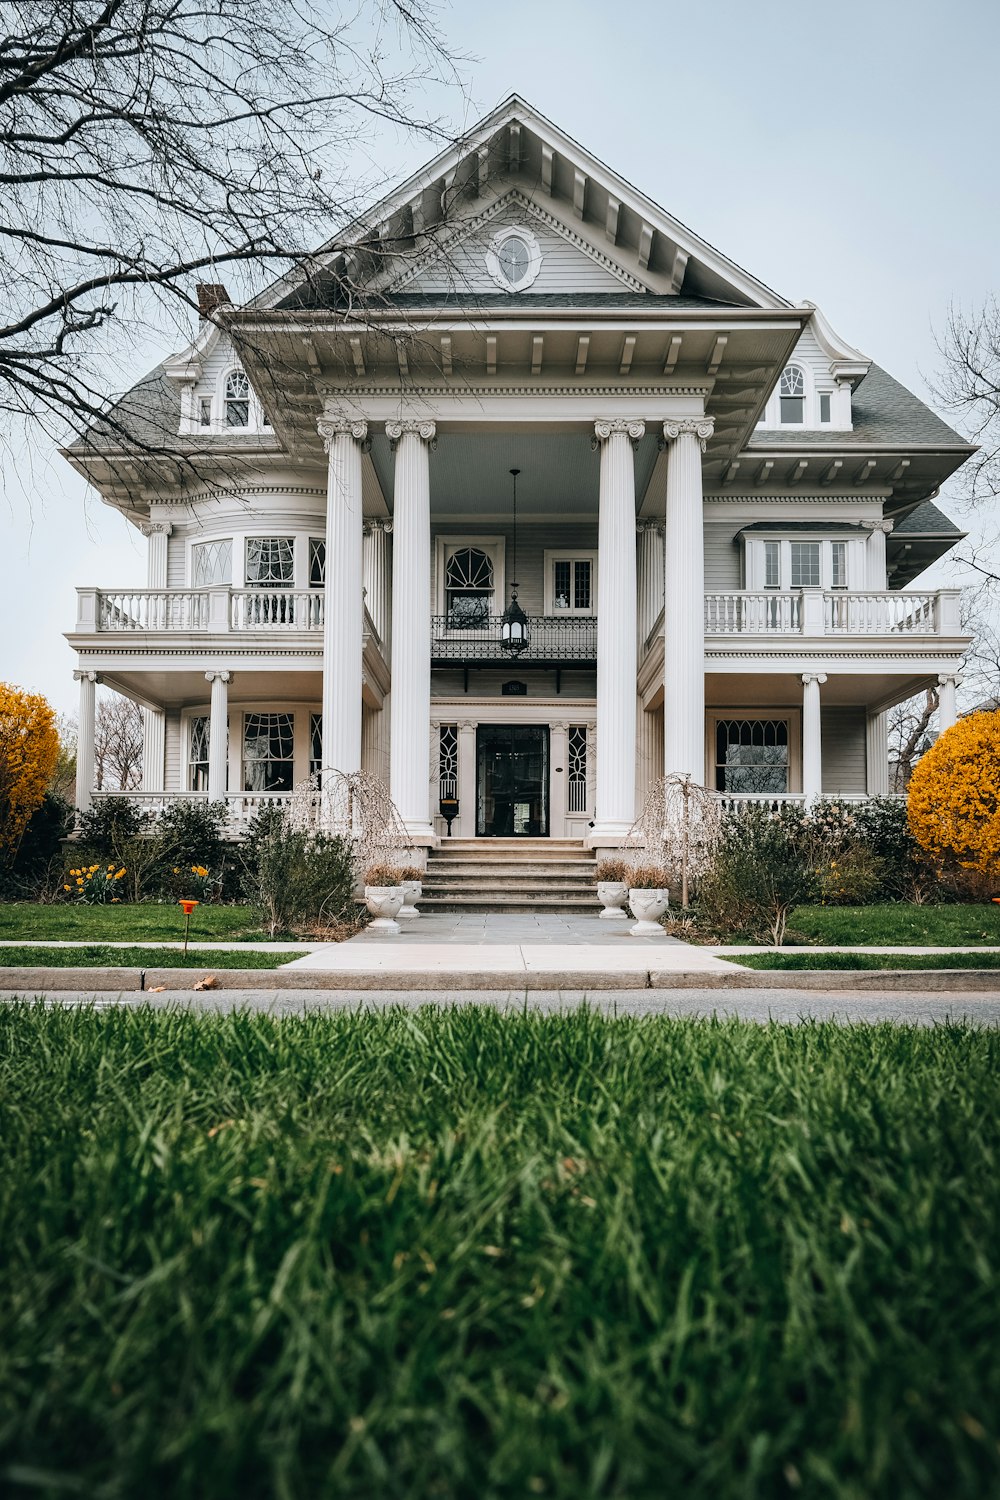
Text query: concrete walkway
6 988 1000 1024
284 911 739 978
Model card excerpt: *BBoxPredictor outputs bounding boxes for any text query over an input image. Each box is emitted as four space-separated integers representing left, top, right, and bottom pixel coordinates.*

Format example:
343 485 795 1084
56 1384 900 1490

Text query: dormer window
224 369 250 428
779 365 805 424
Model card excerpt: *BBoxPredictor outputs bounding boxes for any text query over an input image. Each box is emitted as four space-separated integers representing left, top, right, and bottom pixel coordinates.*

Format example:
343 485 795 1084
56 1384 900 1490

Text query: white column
662 418 714 781
457 720 477 838
863 519 893 589
318 415 368 780
801 672 827 803
636 521 664 647
591 418 643 841
938 674 960 732
363 519 392 647
550 720 569 837
387 419 436 842
73 669 98 812
205 671 231 803
142 709 165 793
144 521 172 588
866 710 889 796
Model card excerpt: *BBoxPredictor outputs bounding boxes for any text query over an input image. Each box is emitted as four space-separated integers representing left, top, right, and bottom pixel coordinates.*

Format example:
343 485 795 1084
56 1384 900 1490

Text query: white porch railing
715 791 901 813
89 789 306 834
230 590 325 631
78 588 382 649
702 589 959 638
98 590 210 631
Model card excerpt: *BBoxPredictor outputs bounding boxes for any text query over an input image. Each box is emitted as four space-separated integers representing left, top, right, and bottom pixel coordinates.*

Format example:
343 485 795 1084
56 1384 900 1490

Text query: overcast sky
3 0 997 714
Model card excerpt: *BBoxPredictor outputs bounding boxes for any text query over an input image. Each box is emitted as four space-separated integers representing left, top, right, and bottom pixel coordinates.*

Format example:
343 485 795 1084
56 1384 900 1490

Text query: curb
2 966 1000 994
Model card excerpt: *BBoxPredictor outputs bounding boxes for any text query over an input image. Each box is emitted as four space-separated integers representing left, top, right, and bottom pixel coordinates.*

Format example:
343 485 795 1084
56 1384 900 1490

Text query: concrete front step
420 897 600 912
425 865 597 880
424 880 596 895
425 837 596 912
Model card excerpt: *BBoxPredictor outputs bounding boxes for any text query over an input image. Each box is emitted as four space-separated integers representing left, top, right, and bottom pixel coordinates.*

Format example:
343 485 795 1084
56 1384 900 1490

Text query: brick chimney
196 283 232 318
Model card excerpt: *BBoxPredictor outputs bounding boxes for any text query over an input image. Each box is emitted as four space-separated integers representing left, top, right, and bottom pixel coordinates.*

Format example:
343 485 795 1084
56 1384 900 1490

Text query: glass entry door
476 725 549 837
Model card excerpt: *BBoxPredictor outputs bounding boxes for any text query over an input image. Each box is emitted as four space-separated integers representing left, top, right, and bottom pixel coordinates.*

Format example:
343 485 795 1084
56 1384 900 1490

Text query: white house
64 95 972 856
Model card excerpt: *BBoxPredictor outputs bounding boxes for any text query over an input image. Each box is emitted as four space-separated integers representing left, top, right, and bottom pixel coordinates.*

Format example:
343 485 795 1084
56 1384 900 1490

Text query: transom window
446 547 494 628
188 716 211 791
246 537 294 588
224 369 250 428
191 538 232 587
779 365 805 424
715 719 789 794
243 712 294 792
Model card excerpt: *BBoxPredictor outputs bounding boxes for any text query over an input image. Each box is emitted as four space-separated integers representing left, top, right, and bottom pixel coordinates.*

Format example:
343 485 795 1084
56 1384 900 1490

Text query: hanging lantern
500 467 530 656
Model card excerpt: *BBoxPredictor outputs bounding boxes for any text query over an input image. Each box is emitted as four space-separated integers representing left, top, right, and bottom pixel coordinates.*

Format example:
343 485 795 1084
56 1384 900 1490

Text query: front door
476 725 549 837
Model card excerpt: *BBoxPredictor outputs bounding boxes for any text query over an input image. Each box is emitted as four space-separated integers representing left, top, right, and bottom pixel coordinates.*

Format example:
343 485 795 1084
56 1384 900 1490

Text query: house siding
821 708 867 795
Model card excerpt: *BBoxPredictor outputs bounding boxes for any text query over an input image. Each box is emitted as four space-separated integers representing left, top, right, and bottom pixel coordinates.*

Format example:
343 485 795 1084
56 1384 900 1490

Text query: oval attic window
497 235 530 286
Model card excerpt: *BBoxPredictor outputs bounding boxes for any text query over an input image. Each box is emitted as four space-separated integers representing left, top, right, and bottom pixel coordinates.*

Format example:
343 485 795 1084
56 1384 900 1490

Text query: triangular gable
387 190 648 298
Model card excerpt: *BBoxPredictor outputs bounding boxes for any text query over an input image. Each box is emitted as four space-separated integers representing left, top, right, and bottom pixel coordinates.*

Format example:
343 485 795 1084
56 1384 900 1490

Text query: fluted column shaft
663 419 713 781
801 672 826 803
863 519 893 589
142 710 165 793
363 520 392 647
74 669 97 812
388 420 436 840
866 710 889 796
592 420 643 839
206 671 230 802
637 521 664 647
144 521 172 588
319 417 368 781
938 674 960 732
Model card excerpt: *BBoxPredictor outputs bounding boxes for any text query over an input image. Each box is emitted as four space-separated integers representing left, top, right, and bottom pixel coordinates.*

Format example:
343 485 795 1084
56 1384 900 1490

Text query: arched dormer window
779 365 805 424
224 368 250 428
446 547 494 628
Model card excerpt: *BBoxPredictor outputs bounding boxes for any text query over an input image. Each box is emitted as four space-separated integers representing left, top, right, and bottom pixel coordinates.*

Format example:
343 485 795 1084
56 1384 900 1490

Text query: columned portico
590 418 643 842
662 418 714 782
205 670 231 802
801 672 827 803
73 669 97 813
388 419 436 842
318 415 368 780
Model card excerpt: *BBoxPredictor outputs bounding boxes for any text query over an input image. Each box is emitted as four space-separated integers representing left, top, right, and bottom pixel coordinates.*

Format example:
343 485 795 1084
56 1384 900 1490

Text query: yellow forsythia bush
907 709 1000 878
0 682 59 863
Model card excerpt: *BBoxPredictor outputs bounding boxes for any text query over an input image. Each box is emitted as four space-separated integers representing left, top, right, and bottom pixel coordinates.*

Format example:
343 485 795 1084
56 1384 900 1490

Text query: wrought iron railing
430 614 597 662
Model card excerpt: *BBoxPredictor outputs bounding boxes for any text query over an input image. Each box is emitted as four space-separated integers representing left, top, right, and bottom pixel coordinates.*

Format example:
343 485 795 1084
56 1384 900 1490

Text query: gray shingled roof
891 499 965 536
277 288 744 311
748 364 972 450
66 362 179 451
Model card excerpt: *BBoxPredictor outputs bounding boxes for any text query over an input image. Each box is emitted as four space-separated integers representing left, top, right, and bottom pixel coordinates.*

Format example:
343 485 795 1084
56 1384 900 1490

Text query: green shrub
848 796 921 898
814 845 890 906
698 805 817 944
0 792 74 899
154 799 229 899
76 796 150 855
241 807 357 936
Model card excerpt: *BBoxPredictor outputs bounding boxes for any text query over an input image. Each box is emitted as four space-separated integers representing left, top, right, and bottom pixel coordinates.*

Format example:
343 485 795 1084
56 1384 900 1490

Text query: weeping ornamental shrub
241 805 356 936
908 710 1000 885
697 805 817 945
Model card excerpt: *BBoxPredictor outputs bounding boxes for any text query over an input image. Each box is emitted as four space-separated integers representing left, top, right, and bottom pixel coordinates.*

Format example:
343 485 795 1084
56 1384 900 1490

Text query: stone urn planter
399 878 422 920
627 867 671 937
594 859 631 920
363 865 409 934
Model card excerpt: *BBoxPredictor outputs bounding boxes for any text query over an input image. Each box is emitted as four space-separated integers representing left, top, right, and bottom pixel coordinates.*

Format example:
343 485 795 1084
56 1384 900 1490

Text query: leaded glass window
446 547 493 628
439 724 458 801
188 715 210 791
245 537 294 587
243 712 294 791
309 538 325 587
790 542 821 588
779 365 805 424
309 713 322 783
568 726 588 813
224 369 250 428
715 719 789 794
192 538 232 587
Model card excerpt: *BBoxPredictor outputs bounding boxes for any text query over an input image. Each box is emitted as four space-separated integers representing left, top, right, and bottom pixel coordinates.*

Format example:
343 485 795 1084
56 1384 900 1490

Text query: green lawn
731 950 1000 971
788 903 1000 947
0 902 274 941
1 1006 998 1498
0 944 293 969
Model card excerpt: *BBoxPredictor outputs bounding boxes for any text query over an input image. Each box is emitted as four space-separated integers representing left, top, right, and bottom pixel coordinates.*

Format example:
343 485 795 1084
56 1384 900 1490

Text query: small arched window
224 368 250 428
779 365 805 424
445 547 494 628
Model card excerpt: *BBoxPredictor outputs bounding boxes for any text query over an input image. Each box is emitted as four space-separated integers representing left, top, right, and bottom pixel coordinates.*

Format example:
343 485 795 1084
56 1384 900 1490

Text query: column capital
636 519 664 536
862 519 894 534
662 417 715 451
139 520 173 538
458 719 476 731
386 419 436 449
318 415 369 452
73 669 98 683
801 672 828 686
205 670 232 685
594 418 645 446
364 518 392 535
938 673 963 688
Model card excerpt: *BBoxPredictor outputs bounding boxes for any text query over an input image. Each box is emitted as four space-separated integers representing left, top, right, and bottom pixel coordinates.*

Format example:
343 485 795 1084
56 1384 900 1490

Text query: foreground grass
0 902 273 941
0 945 293 969
789 903 1000 947
730 950 1000 971
1 1008 998 1498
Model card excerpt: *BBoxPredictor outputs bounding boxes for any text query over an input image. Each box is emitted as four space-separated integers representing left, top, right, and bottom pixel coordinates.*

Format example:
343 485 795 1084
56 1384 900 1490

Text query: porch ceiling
97 668 323 710
705 670 938 713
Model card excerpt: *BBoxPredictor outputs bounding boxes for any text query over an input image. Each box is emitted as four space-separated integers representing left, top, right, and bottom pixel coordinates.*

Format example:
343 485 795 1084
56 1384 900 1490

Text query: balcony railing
79 587 379 645
702 590 958 637
430 614 597 664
